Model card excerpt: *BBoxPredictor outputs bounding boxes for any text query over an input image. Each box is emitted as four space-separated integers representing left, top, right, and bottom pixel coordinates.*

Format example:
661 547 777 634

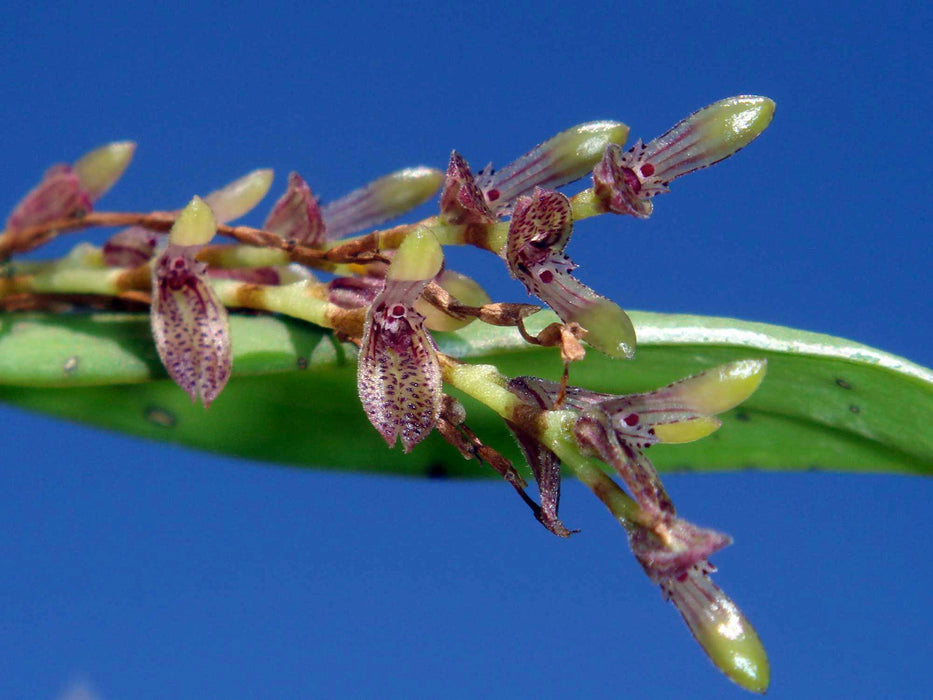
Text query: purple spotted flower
593 96 775 218
505 187 636 359
511 359 766 522
357 228 444 451
439 121 628 224
150 197 231 407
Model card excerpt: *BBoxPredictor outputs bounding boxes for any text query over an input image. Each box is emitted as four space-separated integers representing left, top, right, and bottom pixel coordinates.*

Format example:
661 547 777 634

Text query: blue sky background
2 1 930 698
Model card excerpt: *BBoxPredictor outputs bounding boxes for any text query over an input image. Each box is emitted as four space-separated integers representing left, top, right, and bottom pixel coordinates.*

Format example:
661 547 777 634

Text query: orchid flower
505 187 636 359
150 196 231 407
593 96 775 218
357 228 444 451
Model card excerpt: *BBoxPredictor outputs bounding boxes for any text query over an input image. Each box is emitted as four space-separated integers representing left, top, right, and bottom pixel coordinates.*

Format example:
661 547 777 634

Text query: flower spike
506 188 636 359
594 96 775 218
151 196 231 407
357 228 444 451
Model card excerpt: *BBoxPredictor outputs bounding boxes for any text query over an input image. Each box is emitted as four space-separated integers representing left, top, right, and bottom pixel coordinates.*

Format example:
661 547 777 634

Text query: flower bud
203 168 274 223
169 196 217 247
72 141 137 201
322 166 444 239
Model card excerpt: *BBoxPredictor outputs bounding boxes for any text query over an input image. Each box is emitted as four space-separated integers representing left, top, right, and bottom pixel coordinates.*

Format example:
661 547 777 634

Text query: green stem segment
440 358 647 526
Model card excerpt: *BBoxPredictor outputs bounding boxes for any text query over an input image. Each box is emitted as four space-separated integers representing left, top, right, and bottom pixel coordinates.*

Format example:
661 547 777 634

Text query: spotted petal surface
151 245 231 407
357 278 442 452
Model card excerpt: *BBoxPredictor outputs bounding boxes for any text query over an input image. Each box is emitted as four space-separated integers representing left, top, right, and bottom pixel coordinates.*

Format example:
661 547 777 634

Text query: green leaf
0 310 930 477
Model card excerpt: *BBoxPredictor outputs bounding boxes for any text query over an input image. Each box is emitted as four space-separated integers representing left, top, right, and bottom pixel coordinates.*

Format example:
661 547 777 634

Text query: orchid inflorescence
1 96 775 692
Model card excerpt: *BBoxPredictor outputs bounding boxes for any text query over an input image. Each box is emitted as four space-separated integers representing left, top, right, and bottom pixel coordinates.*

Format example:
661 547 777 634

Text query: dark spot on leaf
849 404 860 414
296 356 309 370
426 461 448 479
145 406 176 428
836 377 853 390
734 410 751 422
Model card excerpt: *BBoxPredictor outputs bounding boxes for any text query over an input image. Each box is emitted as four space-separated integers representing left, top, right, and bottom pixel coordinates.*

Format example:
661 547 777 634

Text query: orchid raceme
0 96 798 693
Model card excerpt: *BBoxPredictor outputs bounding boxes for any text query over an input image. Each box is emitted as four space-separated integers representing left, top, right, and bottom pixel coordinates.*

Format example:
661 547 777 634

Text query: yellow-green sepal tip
73 141 137 200
170 196 217 247
203 168 274 224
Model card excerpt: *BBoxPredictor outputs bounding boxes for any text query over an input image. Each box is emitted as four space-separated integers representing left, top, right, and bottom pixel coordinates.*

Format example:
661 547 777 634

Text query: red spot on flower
624 413 639 426
391 304 406 317
486 188 500 202
539 269 554 284
640 163 655 177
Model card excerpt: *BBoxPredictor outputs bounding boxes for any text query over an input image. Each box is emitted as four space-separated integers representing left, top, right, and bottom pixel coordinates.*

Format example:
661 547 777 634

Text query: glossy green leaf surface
0 310 930 477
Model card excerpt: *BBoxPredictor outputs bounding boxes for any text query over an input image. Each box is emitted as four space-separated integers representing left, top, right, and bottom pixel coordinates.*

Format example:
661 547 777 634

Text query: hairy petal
439 151 496 225
151 245 231 407
357 280 442 452
357 229 444 452
629 519 732 581
263 172 325 247
574 412 675 521
6 165 92 233
506 189 635 358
